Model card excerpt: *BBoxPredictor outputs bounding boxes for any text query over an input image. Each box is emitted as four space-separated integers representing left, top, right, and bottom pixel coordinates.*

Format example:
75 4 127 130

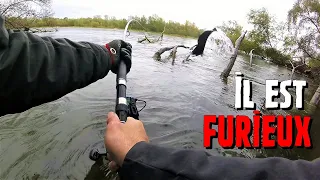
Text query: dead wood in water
170 46 179 65
221 31 247 79
138 35 152 43
138 25 166 43
29 28 58 33
153 45 190 64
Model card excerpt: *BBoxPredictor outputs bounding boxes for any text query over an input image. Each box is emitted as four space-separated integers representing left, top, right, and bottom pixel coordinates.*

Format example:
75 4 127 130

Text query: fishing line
137 99 147 112
122 18 148 118
124 18 165 42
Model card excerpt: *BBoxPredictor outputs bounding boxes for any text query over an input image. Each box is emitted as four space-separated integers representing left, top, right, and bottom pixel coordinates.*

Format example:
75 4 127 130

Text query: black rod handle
116 61 128 123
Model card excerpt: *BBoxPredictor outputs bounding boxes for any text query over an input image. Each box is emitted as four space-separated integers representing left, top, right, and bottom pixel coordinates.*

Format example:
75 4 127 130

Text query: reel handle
116 61 128 123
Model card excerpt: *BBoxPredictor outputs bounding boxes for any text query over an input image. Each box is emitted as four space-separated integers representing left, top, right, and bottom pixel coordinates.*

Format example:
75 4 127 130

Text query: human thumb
107 112 121 125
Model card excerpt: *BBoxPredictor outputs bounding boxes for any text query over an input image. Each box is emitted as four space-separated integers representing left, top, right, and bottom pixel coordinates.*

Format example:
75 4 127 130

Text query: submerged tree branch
153 45 190 62
138 24 166 43
170 46 179 65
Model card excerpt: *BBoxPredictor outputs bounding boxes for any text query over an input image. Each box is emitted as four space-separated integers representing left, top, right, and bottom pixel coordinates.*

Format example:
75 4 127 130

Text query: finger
121 40 132 49
120 40 132 52
122 53 131 63
106 151 119 165
126 43 132 52
127 47 132 54
125 117 140 125
108 161 120 172
121 48 131 56
121 49 132 66
127 43 132 50
107 112 121 125
127 117 139 121
107 153 112 161
121 46 132 55
121 49 131 61
120 40 126 46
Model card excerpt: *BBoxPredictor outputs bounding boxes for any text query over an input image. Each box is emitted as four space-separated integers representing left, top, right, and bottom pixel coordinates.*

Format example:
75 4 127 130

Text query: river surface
0 27 319 180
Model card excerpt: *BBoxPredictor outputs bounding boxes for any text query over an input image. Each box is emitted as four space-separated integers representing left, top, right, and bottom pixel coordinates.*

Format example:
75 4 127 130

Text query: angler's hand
106 40 132 74
104 112 149 172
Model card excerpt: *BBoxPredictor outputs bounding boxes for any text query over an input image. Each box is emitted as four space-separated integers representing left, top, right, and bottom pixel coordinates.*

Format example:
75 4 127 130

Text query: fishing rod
115 19 132 123
89 19 146 161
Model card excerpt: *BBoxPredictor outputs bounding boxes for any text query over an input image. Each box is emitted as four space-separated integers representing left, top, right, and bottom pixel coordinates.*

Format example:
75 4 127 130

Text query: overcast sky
52 0 296 30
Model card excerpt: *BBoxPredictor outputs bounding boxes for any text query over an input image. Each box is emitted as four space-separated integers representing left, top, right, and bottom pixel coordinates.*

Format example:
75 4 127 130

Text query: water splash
203 28 234 57
188 28 234 61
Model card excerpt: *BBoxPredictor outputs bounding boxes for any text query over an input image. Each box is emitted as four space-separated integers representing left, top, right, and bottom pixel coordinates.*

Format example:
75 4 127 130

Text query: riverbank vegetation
5 15 203 38
220 1 320 82
2 1 202 37
221 0 320 107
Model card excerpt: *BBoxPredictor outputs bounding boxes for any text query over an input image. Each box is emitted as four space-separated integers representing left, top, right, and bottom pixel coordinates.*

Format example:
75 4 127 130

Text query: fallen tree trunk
153 45 189 62
29 28 58 33
221 31 247 78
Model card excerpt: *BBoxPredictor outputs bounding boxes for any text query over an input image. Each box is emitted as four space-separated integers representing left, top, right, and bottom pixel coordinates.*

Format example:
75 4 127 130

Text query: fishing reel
126 97 146 120
89 96 146 161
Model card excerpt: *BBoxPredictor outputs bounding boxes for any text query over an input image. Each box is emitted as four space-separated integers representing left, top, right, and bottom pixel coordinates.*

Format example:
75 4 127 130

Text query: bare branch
1 0 31 15
289 59 295 68
153 45 190 61
296 63 305 68
221 31 247 78
137 24 166 43
2 0 53 30
305 4 320 34
171 46 178 65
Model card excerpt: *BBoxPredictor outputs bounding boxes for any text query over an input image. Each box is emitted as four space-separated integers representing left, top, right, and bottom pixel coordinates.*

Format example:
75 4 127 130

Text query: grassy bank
7 15 203 38
31 25 197 39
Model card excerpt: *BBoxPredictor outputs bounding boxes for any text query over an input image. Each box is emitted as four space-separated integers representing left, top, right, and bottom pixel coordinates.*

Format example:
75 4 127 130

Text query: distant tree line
5 15 203 38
